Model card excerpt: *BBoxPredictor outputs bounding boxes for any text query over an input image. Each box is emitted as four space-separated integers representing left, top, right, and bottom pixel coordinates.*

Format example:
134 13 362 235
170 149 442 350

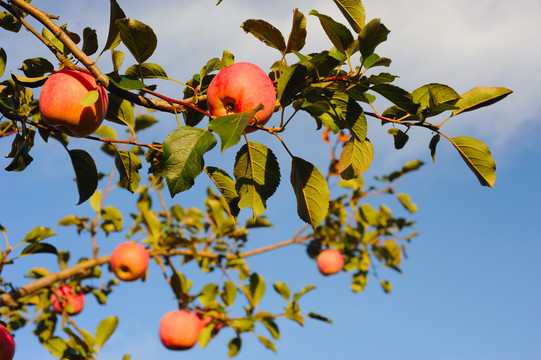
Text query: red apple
317 249 344 276
51 285 85 315
206 62 276 133
39 69 108 137
110 241 150 282
159 310 205 350
0 324 15 360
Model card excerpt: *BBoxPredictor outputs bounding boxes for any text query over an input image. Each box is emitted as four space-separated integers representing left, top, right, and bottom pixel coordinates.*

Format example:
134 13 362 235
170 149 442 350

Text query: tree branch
8 0 205 116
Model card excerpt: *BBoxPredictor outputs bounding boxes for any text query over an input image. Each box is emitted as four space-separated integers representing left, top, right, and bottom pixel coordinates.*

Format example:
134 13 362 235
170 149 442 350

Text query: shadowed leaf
285 9 307 54
69 149 98 205
241 19 286 53
291 157 329 228
162 127 216 196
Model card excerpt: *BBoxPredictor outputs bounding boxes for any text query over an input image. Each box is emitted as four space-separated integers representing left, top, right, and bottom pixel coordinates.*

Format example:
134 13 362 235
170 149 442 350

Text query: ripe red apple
39 69 108 137
110 241 150 282
317 249 344 276
51 285 85 315
0 324 15 360
206 62 276 133
159 310 205 350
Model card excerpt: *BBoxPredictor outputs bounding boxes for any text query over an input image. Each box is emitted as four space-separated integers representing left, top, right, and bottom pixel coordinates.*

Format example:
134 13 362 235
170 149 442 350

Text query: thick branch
0 255 111 308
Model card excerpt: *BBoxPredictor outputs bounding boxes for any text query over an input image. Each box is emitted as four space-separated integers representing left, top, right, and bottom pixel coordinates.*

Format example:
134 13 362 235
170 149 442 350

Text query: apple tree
0 0 512 358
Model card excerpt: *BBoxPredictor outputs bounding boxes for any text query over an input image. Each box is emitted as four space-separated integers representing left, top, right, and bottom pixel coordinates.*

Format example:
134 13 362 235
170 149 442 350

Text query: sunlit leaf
95 316 118 349
338 138 373 180
273 282 290 301
208 105 263 152
450 136 496 187
23 226 55 243
452 87 513 116
205 167 240 217
332 0 365 33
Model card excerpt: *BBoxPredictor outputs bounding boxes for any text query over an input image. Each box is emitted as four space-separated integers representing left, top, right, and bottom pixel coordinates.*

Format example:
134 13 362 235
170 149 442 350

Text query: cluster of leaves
0 0 512 358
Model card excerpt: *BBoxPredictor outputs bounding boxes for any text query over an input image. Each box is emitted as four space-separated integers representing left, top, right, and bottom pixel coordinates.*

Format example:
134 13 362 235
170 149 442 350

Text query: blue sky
1 0 540 359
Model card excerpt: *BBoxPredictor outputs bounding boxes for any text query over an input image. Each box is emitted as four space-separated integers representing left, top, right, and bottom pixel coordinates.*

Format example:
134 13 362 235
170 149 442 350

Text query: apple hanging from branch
110 241 150 282
317 249 344 276
159 310 206 350
0 324 15 360
206 62 276 133
50 285 85 315
39 69 109 138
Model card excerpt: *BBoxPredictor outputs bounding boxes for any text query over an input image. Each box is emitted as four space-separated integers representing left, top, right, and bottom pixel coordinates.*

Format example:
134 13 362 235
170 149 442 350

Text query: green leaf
116 18 157 64
338 138 373 180
69 149 98 205
42 28 65 53
21 242 58 256
101 205 123 234
241 19 286 53
396 193 417 213
82 27 99 56
198 323 214 349
332 0 365 33
44 337 69 358
112 50 125 71
5 132 34 172
273 282 290 301
114 150 142 193
290 157 330 228
80 89 100 107
102 0 126 52
412 83 460 117
243 273 266 307
332 93 367 140
23 226 55 243
358 18 390 60
371 84 420 116
162 127 217 196
450 136 496 187
222 280 237 306
107 71 146 91
257 335 276 353
208 105 263 152
228 337 242 358
307 312 333 323
10 72 48 88
277 63 308 107
380 280 392 293
199 283 219 307
259 316 280 340
233 142 281 217
94 125 118 139
205 167 241 217
134 114 158 132
19 57 54 77
125 63 167 79
95 316 118 349
105 93 135 126
363 53 391 69
388 128 409 149
285 9 307 54
0 11 22 33
429 134 440 162
452 87 513 116
309 10 354 55
0 48 6 78
293 285 316 301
